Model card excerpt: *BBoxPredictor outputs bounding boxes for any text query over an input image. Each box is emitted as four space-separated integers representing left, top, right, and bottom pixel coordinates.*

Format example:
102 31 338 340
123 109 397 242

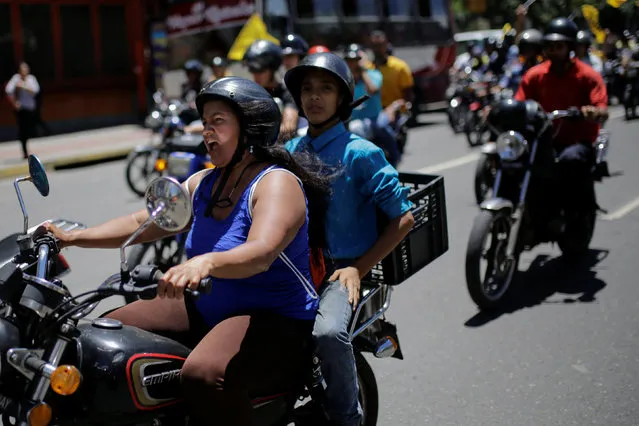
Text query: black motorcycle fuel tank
54 318 191 424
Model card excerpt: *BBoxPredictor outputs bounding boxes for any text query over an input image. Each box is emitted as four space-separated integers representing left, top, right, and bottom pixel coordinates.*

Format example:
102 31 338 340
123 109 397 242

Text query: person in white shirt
5 62 40 159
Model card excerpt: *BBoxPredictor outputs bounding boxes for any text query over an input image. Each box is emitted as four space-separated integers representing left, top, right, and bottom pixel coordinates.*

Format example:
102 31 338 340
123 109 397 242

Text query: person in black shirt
244 40 299 141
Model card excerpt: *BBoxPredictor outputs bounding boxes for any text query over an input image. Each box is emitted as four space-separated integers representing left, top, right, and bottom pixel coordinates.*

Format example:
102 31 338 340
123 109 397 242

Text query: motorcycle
126 93 201 197
0 157 447 425
623 60 639 120
465 99 609 310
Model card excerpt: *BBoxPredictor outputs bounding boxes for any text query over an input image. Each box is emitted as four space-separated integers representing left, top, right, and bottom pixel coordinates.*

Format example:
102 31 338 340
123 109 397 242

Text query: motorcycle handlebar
548 108 584 121
150 270 213 300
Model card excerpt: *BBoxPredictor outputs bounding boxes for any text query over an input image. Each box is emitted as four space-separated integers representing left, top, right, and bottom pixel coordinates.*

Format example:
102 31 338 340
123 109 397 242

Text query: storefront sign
166 0 255 37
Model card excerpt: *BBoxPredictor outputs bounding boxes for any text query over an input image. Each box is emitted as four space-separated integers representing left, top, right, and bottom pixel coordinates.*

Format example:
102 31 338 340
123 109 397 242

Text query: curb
0 147 133 180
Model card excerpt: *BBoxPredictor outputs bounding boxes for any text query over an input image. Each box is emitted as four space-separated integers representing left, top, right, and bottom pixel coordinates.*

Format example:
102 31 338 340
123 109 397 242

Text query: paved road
1 109 639 425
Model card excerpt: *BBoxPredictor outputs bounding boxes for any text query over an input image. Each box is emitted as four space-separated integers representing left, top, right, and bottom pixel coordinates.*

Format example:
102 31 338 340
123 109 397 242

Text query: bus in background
262 0 457 112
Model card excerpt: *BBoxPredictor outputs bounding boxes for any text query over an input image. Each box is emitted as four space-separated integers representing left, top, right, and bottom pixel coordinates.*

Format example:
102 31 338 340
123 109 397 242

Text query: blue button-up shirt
285 123 412 259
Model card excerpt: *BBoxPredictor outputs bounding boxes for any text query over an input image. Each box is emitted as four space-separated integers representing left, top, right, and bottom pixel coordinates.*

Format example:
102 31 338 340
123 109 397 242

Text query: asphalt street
1 109 639 425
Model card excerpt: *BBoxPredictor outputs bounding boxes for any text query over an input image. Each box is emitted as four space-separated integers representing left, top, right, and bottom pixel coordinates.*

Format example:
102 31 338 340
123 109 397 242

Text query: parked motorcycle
126 92 202 197
465 99 609 310
623 60 639 120
0 155 448 426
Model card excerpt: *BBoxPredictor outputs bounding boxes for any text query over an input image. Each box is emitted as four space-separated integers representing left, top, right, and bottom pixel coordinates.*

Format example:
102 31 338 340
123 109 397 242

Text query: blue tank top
185 166 318 327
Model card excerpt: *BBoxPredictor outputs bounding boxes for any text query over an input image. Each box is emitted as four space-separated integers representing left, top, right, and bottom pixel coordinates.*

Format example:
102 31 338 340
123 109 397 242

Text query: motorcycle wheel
125 150 162 197
355 351 379 426
474 154 497 205
465 210 518 310
125 237 186 304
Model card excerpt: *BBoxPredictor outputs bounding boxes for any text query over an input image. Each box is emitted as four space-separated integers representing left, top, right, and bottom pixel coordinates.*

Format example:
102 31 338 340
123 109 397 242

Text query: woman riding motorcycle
284 53 415 426
42 77 332 426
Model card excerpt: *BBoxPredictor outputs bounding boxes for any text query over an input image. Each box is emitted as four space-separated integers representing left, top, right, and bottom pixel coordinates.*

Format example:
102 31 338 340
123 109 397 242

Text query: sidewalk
0 125 151 180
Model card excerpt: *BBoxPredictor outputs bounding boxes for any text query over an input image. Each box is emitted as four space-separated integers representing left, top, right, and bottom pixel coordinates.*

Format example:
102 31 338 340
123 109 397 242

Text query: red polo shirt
514 58 607 146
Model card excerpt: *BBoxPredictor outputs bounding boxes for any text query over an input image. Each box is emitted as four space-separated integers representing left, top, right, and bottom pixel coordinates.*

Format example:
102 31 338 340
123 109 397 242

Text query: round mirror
28 155 49 197
145 177 192 231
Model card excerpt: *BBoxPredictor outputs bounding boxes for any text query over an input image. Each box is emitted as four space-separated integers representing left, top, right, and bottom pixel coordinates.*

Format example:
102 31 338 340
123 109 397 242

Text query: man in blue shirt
284 53 415 425
343 43 401 166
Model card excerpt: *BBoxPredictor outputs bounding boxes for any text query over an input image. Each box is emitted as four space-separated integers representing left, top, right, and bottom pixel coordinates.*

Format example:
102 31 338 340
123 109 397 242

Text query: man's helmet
543 17 578 43
284 53 355 121
308 45 330 55
243 40 283 72
576 30 593 46
517 29 543 51
212 56 229 68
184 59 204 74
281 34 309 56
343 43 364 60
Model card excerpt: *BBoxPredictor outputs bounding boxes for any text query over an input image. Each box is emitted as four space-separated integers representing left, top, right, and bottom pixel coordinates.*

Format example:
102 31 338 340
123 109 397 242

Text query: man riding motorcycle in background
244 39 300 140
515 17 608 234
281 33 310 71
343 43 401 166
575 31 604 74
498 29 544 93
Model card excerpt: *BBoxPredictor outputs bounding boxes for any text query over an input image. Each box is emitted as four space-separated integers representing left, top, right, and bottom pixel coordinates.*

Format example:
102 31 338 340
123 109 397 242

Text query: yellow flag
502 23 512 34
606 0 626 7
227 14 279 61
581 5 606 44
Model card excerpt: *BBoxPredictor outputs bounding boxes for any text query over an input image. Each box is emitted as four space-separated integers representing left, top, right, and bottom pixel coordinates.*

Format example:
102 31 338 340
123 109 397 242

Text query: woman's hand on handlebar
158 254 212 299
39 222 74 249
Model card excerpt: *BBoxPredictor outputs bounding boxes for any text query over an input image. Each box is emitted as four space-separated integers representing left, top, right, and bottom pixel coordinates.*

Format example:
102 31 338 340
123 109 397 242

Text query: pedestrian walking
5 62 40 159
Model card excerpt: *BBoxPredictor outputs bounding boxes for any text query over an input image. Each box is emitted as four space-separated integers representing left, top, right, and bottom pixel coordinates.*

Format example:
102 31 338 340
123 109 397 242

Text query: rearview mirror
145 176 192 231
14 155 50 234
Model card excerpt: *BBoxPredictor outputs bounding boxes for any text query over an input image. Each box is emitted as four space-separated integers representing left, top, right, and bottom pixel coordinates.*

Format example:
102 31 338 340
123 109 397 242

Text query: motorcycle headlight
496 131 528 161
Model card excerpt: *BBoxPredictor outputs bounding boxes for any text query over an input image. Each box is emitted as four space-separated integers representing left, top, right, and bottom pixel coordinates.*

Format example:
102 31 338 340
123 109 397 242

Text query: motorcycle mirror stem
118 202 166 283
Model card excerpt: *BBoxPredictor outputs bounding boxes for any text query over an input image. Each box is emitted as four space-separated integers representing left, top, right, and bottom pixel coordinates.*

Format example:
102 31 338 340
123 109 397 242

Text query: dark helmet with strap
212 56 229 68
517 29 543 51
184 59 204 74
285 52 368 126
195 77 281 216
576 30 593 46
343 43 364 60
196 76 280 148
243 40 283 72
543 17 578 43
281 33 309 56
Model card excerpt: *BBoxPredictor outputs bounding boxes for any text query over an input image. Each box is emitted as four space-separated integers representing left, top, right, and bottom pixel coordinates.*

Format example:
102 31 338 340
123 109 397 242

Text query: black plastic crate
369 172 449 286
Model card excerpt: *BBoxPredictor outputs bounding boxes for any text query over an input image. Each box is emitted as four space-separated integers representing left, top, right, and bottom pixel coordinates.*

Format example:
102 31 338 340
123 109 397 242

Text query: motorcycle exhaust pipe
374 336 398 358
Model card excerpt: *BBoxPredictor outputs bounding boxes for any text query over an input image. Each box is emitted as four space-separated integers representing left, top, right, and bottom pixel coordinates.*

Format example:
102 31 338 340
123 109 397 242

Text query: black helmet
576 30 593 46
243 40 283 72
284 52 355 121
543 17 578 43
184 59 203 73
281 34 309 56
195 77 281 148
212 56 229 68
343 43 364 60
517 29 543 50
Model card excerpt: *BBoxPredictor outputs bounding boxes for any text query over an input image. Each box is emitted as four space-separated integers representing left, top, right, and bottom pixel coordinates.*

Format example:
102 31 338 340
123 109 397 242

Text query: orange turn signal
50 365 82 396
155 158 167 171
28 402 52 426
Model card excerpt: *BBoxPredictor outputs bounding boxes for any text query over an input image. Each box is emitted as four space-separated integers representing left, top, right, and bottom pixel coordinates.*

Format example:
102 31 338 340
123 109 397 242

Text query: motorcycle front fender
480 197 513 213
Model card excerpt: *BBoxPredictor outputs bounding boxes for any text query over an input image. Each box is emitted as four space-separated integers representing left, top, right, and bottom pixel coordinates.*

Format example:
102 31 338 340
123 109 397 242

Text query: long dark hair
251 143 333 250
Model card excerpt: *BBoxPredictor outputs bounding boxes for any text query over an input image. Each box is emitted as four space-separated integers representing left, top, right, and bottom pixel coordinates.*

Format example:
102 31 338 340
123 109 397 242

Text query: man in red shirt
515 17 608 211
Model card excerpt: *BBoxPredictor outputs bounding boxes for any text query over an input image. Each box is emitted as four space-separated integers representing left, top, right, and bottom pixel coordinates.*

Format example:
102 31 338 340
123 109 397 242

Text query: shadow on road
464 248 609 328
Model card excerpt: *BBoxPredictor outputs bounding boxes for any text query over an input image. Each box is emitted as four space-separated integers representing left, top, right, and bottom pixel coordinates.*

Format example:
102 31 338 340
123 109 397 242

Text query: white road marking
416 152 481 174
601 195 639 221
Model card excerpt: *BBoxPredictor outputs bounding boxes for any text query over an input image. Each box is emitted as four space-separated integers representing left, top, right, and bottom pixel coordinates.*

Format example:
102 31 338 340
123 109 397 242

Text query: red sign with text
166 0 255 37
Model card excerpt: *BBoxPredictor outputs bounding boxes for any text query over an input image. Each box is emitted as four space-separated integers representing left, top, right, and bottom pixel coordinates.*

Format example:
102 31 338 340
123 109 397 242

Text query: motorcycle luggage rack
369 173 449 286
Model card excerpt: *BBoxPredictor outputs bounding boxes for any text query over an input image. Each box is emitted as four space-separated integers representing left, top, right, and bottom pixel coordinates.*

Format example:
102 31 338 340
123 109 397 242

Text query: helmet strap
204 136 247 218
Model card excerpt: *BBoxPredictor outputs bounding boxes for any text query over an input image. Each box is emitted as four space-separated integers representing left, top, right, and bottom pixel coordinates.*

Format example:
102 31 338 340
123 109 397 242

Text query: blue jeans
313 280 362 426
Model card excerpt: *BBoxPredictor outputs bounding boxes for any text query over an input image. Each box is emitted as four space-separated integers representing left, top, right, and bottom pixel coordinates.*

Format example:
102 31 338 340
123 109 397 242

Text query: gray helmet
195 77 281 148
243 40 283 72
284 52 356 121
517 29 543 51
576 31 593 46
